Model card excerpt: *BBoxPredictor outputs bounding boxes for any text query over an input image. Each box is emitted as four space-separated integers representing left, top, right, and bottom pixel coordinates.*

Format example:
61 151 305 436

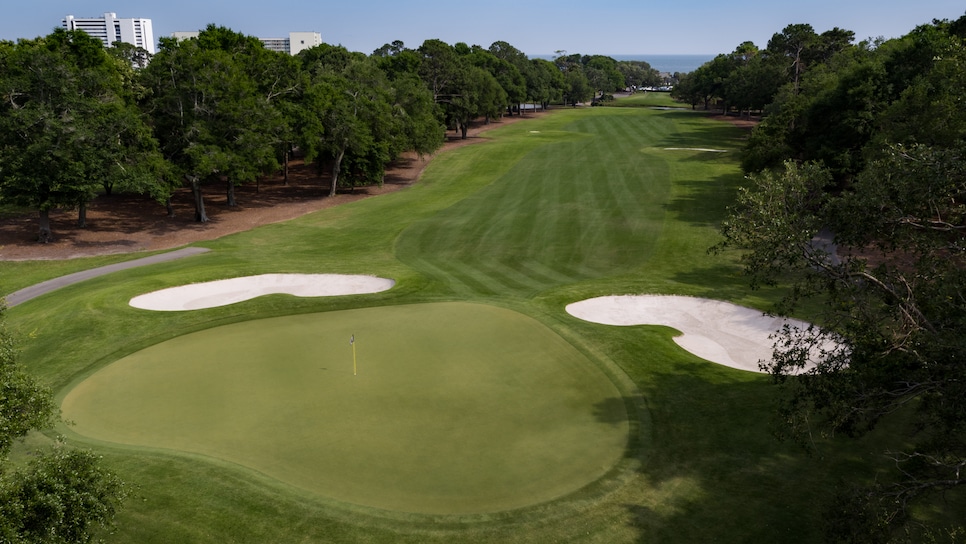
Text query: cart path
5 247 210 307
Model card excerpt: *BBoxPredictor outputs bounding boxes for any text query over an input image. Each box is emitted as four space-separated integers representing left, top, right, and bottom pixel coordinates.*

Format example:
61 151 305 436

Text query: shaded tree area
299 45 393 196
715 12 966 542
1 30 573 235
0 29 165 240
141 26 286 222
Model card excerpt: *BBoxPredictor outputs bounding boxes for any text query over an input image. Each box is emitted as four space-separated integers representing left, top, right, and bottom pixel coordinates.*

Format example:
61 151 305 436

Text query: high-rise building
63 13 156 55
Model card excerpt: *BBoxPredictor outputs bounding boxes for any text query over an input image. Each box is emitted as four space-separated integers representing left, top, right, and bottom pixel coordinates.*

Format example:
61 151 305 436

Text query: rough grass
2 95 893 543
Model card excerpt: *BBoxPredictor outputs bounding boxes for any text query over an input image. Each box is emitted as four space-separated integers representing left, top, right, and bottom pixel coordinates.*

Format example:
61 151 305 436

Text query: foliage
141 26 284 219
0 29 164 240
0 307 55 456
719 145 966 541
300 44 396 193
717 17 966 539
0 305 125 542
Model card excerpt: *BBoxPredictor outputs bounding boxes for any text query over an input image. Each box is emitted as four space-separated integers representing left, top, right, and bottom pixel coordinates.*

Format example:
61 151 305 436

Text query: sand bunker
130 274 395 311
566 295 828 373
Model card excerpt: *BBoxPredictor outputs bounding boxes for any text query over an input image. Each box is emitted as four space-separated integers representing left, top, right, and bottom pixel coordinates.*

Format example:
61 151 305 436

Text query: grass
2 94 891 542
61 302 629 515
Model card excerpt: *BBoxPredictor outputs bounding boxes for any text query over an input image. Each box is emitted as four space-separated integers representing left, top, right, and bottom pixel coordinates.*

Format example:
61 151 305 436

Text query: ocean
532 54 714 74
611 54 715 74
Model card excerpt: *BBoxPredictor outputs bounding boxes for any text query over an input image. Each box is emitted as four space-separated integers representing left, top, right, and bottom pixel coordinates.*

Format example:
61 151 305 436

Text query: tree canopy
0 29 164 240
715 12 966 540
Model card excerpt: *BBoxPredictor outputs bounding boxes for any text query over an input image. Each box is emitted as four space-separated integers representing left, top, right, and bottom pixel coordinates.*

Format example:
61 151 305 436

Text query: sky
2 1 964 57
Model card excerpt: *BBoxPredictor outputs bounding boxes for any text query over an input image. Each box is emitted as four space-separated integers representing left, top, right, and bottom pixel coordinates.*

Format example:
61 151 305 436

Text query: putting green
61 302 629 514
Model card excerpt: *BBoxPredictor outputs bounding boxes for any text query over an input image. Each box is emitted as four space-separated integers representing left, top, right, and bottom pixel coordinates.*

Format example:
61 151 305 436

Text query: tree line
706 13 966 542
0 27 662 242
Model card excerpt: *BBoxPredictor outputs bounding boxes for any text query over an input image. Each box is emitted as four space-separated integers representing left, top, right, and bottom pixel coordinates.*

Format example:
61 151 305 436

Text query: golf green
61 302 630 514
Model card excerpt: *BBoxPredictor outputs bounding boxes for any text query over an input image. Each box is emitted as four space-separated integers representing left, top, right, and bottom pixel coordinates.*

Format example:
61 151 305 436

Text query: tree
718 17 966 538
107 41 151 69
0 29 163 240
528 58 565 109
562 67 592 107
141 27 283 221
718 149 966 541
873 22 966 150
670 71 703 109
368 41 445 158
0 303 126 542
378 65 444 160
447 63 504 137
300 45 395 195
417 39 461 103
487 41 534 113
467 45 523 117
616 59 660 89
766 24 820 93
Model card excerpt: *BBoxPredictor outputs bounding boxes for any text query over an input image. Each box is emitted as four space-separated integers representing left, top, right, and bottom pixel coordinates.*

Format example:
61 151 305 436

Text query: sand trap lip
566 295 827 373
130 274 395 311
663 147 728 153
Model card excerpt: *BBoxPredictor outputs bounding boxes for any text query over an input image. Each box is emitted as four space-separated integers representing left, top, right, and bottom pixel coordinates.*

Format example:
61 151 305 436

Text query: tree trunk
226 179 237 207
460 123 468 140
77 201 87 228
165 196 174 218
330 144 347 198
283 149 290 185
37 209 53 243
188 175 209 223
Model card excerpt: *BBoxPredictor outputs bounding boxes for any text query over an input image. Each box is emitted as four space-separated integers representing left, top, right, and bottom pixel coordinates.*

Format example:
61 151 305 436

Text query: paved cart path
5 247 210 307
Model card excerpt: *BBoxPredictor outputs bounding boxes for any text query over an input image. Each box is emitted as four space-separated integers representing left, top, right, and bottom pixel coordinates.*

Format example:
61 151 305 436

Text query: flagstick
350 334 357 376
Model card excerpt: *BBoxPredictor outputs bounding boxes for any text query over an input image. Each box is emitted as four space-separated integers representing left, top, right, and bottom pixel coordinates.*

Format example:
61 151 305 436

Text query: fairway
61 302 629 515
7 99 832 543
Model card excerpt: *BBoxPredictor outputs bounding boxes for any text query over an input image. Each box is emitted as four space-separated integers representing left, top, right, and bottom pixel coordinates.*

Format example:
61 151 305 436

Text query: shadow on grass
624 357 834 542
593 396 635 427
663 173 743 228
656 110 748 149
570 318 866 542
668 263 757 301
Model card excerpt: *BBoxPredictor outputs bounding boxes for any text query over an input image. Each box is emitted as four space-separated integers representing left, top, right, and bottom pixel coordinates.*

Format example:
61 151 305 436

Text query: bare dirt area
0 114 541 261
707 113 759 131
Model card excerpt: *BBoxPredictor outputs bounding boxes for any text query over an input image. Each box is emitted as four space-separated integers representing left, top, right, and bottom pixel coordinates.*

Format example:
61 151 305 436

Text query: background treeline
704 14 966 542
0 27 662 242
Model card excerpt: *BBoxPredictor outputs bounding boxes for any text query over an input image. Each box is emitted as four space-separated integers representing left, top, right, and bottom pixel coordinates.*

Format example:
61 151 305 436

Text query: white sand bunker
130 274 395 311
566 295 826 373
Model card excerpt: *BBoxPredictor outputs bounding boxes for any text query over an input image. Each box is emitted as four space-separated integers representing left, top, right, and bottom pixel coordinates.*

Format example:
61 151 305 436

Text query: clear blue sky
3 1 964 56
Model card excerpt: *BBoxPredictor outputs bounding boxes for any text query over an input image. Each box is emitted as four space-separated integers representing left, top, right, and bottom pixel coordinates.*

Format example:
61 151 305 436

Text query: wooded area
710 14 966 542
0 27 662 241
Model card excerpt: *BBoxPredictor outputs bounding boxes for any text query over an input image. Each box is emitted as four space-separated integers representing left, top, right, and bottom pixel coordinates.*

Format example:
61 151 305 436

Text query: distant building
270 31 322 55
173 31 321 55
63 13 155 55
170 31 200 41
